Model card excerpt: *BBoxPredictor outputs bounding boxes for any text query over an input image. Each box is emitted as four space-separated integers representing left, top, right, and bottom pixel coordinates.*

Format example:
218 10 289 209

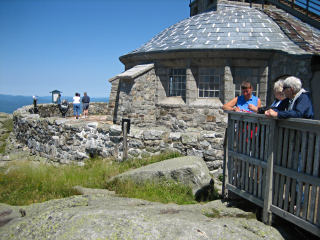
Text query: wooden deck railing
266 0 320 28
223 111 320 237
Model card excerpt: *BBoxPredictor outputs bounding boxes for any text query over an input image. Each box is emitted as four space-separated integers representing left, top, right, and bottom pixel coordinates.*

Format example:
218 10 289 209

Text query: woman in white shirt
73 93 81 119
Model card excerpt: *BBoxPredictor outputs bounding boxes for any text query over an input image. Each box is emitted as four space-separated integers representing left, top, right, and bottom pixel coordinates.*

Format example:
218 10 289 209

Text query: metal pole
123 121 128 161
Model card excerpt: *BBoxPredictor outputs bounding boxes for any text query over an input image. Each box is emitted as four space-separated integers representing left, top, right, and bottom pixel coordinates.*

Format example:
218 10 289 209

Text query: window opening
198 68 220 98
169 69 186 98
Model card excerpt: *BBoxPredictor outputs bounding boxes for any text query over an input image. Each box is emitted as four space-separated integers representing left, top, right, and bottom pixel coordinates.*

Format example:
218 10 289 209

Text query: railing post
222 122 229 198
122 118 131 161
123 121 128 161
263 119 277 224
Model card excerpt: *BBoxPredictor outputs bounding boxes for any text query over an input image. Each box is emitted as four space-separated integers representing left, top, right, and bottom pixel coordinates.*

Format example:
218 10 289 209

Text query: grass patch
204 208 256 219
106 178 197 205
0 152 183 205
0 118 13 154
204 208 221 218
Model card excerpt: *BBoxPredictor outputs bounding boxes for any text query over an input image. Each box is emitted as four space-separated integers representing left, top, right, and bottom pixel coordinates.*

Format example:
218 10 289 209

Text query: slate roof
262 7 320 54
125 3 320 57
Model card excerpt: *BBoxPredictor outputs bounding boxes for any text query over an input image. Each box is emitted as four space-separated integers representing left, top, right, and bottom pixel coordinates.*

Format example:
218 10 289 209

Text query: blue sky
0 0 189 97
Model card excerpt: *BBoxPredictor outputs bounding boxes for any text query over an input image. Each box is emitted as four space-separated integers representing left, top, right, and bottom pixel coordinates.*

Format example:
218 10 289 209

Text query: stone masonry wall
115 69 157 126
13 104 226 171
32 102 109 118
268 54 312 103
155 104 226 132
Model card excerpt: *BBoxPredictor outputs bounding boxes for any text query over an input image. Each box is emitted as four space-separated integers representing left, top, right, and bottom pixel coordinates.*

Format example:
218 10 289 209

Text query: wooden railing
266 0 320 29
277 0 320 16
223 111 320 237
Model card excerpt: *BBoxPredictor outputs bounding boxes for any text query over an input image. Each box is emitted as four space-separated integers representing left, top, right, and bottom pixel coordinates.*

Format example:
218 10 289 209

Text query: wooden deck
223 112 320 237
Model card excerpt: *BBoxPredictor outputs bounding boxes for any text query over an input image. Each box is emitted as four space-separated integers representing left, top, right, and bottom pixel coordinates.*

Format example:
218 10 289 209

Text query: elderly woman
265 76 314 119
249 78 289 114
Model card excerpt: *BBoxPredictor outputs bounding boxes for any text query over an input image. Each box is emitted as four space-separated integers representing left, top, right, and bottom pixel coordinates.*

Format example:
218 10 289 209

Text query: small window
198 68 220 98
169 68 186 98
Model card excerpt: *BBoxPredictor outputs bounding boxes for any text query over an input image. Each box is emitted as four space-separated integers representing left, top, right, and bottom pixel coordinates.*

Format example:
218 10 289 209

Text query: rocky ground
0 112 317 239
0 187 309 240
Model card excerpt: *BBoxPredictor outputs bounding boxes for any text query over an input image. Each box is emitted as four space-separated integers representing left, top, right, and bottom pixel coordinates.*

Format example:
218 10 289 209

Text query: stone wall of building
13 104 225 171
115 69 158 126
311 70 320 120
120 51 318 119
155 103 226 132
268 53 312 103
110 54 273 127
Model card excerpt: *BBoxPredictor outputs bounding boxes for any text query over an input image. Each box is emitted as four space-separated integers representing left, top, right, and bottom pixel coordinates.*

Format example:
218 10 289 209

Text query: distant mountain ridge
0 94 108 113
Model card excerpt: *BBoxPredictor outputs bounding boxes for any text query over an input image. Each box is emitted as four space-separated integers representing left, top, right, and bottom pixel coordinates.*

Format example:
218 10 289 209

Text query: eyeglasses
283 86 290 90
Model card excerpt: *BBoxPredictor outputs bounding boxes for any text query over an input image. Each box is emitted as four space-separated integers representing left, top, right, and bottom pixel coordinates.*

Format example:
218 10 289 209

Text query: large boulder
108 156 212 195
0 188 295 240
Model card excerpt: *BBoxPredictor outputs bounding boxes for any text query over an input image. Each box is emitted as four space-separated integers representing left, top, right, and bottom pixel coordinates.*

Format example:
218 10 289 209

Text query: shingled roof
123 3 320 59
262 7 320 54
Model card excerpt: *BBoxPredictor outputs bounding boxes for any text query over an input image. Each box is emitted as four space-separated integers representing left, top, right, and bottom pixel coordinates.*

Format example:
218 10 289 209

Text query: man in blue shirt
222 81 261 113
265 76 314 119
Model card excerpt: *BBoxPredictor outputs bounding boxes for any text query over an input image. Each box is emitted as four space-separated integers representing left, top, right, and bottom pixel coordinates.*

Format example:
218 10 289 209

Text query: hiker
59 99 69 117
73 92 81 119
82 92 90 118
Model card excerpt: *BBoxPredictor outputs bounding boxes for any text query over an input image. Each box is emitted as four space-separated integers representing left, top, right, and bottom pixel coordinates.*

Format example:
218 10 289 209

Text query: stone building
107 0 320 127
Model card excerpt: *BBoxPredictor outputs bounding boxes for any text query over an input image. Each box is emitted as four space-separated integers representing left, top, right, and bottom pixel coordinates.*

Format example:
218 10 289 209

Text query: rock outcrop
108 156 213 196
0 187 293 240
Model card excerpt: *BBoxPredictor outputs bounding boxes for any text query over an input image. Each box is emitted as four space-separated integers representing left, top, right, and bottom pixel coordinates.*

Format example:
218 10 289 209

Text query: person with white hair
249 76 289 114
265 76 314 119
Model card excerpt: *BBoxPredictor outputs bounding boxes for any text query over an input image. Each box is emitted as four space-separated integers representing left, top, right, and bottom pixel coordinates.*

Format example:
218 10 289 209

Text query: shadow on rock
195 179 219 202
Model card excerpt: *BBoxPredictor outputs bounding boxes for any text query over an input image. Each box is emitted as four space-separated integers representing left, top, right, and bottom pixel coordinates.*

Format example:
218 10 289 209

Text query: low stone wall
30 102 109 118
13 103 226 171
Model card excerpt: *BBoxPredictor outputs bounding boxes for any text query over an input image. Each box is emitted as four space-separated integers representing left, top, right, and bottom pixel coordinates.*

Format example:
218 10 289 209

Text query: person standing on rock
81 92 90 118
73 92 81 119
